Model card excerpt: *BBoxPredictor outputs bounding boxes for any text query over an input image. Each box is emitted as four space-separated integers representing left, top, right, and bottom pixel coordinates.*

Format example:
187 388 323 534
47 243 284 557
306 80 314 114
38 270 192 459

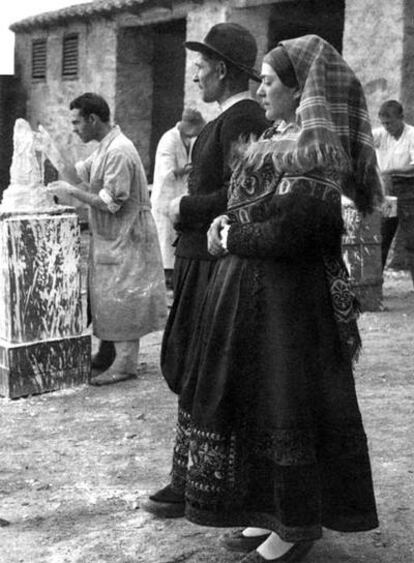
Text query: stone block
0 212 83 343
0 334 91 399
342 203 383 312
0 209 91 398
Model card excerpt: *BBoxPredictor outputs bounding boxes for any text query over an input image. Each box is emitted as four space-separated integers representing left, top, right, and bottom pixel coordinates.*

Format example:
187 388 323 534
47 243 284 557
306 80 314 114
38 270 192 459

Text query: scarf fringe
234 136 351 177
346 153 384 214
232 134 384 215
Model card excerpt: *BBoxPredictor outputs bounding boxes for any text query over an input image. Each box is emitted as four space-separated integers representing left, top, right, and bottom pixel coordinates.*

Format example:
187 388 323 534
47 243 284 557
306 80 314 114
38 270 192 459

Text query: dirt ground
0 270 413 563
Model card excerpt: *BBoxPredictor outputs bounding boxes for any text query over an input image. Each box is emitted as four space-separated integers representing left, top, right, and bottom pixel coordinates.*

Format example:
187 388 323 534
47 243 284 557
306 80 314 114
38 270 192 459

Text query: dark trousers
381 217 399 270
382 177 414 273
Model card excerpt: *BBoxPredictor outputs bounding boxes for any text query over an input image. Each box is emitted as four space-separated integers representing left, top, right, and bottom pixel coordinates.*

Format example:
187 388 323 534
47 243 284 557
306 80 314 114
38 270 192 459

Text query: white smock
151 125 192 269
373 123 414 172
77 126 167 341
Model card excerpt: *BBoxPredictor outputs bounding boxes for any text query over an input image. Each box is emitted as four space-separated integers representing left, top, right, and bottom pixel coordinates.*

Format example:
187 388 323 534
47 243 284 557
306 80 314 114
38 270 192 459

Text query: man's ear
89 113 99 126
217 60 228 80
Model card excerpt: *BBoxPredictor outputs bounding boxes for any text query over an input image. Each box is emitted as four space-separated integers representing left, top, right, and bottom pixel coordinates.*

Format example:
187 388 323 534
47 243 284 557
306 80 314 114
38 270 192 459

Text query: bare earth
1 271 413 563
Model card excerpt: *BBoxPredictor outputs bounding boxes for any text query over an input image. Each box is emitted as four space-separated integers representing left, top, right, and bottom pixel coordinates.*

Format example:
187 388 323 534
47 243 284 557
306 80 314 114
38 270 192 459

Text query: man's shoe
143 484 185 518
240 541 314 562
149 484 184 503
91 340 116 370
220 530 271 553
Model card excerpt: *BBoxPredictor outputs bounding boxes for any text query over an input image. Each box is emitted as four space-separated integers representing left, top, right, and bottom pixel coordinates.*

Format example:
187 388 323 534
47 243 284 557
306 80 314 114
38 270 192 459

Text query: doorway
268 0 345 53
149 19 186 182
115 19 186 181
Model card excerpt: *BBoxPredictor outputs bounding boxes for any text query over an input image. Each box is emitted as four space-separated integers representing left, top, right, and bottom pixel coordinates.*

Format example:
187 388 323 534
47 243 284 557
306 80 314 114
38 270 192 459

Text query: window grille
62 34 79 78
32 39 47 80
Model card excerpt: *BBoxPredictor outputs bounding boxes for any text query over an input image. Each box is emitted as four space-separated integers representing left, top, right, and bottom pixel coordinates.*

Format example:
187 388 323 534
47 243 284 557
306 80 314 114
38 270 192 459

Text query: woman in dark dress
171 35 383 562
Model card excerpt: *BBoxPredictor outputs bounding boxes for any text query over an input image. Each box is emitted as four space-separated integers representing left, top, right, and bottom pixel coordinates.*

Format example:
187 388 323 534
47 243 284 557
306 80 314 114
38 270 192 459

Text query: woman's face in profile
257 62 297 123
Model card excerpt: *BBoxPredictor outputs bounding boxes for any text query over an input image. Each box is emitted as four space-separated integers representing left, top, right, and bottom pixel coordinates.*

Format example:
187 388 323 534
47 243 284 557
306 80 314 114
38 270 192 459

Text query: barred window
62 34 79 79
32 39 47 80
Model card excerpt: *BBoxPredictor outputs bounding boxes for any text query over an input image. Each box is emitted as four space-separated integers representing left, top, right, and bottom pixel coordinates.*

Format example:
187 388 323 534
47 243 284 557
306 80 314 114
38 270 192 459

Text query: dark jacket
175 99 269 260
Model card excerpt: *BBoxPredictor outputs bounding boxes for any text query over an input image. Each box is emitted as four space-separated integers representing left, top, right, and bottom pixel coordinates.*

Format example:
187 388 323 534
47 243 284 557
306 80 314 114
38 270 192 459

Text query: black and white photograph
0 1 412 562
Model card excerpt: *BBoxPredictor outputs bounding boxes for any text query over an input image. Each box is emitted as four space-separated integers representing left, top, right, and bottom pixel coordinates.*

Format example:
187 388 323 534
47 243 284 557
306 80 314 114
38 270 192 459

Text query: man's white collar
219 91 253 113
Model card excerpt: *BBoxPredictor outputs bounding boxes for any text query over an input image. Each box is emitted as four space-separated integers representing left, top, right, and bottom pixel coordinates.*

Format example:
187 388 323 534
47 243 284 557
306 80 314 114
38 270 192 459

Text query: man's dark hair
70 92 110 122
379 100 404 119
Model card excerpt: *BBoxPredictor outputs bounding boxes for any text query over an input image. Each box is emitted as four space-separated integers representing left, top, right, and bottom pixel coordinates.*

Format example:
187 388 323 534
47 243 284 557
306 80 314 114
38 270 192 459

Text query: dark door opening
268 0 345 53
115 19 186 182
149 19 186 182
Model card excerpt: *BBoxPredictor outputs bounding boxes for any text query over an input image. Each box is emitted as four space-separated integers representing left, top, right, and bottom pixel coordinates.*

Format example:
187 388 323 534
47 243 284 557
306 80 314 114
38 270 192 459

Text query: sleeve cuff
220 224 231 250
99 189 121 214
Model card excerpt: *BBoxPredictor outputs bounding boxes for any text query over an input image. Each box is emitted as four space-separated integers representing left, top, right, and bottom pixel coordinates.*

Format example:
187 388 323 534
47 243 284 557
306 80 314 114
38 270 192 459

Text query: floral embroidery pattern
323 255 361 361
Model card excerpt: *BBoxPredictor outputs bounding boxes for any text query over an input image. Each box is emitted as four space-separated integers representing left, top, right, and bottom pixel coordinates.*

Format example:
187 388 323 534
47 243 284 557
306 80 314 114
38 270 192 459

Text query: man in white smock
151 108 205 289
373 99 414 284
47 93 167 385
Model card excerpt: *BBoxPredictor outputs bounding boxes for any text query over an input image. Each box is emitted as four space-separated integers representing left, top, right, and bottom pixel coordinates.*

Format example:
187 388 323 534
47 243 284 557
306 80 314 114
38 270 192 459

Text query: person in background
157 35 381 562
373 100 414 284
151 108 205 290
145 22 269 516
46 92 167 386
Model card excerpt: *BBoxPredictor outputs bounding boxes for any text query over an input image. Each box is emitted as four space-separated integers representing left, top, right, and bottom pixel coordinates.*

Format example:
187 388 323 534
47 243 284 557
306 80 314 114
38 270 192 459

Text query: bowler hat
185 23 260 82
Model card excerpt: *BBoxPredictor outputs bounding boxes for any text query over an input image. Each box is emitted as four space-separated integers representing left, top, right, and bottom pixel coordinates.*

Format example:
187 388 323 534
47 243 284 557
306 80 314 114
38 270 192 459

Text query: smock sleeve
99 149 133 214
75 155 93 183
155 132 180 184
152 130 185 214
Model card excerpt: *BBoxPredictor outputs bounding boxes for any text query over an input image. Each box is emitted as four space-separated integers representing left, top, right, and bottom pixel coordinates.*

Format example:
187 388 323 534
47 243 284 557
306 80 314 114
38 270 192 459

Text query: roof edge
9 0 149 32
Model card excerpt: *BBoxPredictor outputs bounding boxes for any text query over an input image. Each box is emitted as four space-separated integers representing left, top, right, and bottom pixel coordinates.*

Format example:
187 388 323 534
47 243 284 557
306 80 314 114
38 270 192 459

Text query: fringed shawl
244 35 383 213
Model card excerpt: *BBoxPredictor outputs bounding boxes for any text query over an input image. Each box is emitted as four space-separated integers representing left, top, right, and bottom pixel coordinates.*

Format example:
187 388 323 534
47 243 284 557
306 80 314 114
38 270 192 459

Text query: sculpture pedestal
0 209 91 398
342 202 383 312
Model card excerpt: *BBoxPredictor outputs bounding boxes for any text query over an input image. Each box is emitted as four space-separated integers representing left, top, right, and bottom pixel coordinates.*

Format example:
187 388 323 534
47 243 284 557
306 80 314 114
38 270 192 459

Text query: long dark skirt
161 256 217 394
170 252 378 542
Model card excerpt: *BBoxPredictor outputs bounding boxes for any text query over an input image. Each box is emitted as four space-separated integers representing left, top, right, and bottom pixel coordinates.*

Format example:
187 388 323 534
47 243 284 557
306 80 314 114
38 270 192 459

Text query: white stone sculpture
10 118 42 186
0 118 56 212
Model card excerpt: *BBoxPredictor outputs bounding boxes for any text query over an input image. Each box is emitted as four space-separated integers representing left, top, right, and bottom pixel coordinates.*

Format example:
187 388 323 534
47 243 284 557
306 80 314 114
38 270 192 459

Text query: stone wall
228 3 271 64
343 0 405 126
401 0 414 124
14 18 118 165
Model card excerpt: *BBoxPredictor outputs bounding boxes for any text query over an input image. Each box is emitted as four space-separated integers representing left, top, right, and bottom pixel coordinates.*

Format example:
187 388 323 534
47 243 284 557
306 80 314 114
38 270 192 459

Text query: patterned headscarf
246 35 383 213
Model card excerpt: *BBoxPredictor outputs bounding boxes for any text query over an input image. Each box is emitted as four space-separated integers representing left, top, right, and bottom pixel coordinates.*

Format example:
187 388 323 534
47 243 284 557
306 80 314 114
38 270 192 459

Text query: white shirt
372 123 414 173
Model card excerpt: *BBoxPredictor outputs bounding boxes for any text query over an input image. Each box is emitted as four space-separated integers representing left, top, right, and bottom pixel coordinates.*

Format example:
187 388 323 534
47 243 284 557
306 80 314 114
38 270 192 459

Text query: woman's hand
208 215 230 256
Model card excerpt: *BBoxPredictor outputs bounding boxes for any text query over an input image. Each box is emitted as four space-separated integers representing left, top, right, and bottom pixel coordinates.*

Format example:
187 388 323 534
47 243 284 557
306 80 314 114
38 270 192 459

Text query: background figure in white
151 108 205 289
373 99 414 284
